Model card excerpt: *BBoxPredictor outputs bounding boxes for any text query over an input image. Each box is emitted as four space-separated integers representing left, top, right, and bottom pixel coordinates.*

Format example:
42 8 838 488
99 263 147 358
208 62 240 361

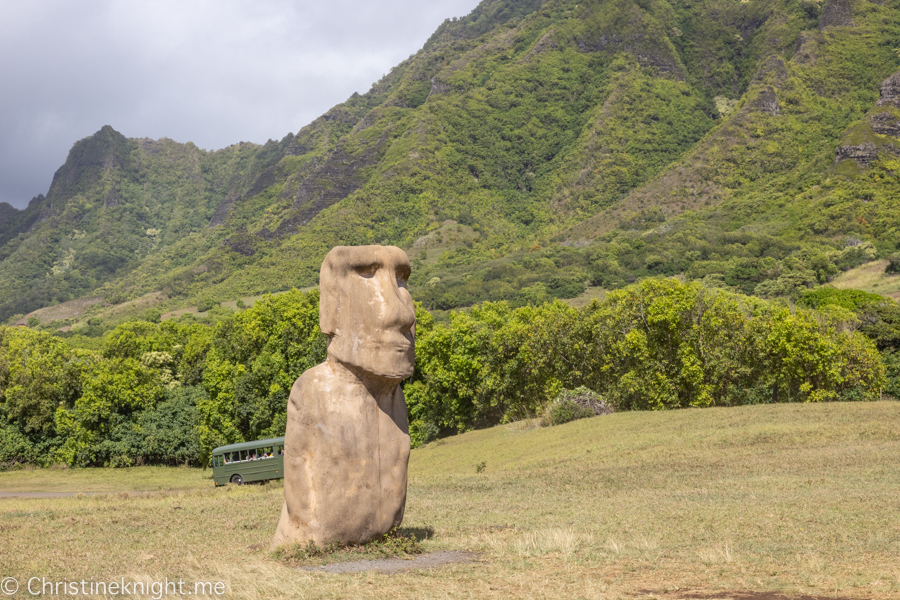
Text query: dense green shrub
108 386 204 467
406 278 886 443
883 351 900 399
0 424 44 469
545 400 595 426
555 386 613 415
1 279 896 464
886 254 900 275
198 289 326 460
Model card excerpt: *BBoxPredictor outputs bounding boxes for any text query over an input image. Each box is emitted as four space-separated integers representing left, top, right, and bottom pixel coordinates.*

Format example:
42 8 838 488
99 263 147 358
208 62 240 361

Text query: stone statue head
319 245 416 380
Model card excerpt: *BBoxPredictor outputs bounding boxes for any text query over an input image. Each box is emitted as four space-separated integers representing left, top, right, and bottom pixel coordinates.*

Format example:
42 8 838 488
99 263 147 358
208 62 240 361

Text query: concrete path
304 551 478 574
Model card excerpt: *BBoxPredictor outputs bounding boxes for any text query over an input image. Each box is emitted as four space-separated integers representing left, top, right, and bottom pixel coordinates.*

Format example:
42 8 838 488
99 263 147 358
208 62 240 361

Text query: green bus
210 437 285 486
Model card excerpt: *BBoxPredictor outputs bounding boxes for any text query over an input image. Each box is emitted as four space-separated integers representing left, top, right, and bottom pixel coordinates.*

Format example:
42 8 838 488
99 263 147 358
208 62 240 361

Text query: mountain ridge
1 0 899 325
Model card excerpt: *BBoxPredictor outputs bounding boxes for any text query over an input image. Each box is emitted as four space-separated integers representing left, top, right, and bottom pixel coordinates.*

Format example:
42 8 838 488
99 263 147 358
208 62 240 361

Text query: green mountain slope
1 0 899 323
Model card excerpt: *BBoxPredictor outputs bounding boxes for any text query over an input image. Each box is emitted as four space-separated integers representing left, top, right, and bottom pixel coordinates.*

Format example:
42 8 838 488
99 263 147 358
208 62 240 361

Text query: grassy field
1 402 898 599
0 466 211 493
831 260 900 302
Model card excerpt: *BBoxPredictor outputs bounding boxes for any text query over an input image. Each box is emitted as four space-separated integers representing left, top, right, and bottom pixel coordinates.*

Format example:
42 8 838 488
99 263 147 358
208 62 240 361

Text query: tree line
0 279 895 468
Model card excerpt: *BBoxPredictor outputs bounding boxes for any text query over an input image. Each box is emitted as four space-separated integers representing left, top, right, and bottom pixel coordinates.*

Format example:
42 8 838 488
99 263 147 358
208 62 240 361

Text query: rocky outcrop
48 126 133 198
205 139 293 228
244 166 277 200
221 228 258 257
870 111 900 137
103 185 119 209
321 109 358 126
274 136 388 236
27 199 54 233
751 56 788 87
428 77 450 96
876 70 900 108
792 32 820 66
578 29 683 77
575 6 685 79
752 87 781 116
208 189 239 227
819 0 854 29
0 202 18 225
522 31 559 62
138 138 165 156
834 142 878 167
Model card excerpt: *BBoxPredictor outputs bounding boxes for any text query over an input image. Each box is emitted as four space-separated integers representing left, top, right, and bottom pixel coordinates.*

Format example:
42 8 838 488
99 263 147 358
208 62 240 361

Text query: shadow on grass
272 526 432 567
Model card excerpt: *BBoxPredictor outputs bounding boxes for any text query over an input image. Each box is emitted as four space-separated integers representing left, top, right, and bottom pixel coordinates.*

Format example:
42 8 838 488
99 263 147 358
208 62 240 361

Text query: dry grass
0 465 212 493
406 220 480 267
13 296 105 326
1 402 899 599
99 292 169 319
830 260 900 301
218 289 312 313
160 307 208 321
562 286 609 309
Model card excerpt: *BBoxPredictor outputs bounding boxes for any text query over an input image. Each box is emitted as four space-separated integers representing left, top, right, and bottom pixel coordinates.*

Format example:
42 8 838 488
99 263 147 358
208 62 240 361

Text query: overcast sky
0 0 481 209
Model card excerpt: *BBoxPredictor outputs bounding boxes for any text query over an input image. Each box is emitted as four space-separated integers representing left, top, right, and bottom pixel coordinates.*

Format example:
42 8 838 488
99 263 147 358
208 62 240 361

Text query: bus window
258 446 273 458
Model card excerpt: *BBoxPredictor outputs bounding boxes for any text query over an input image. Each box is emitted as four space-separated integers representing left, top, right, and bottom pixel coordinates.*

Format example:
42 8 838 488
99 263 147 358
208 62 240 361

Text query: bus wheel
230 474 244 485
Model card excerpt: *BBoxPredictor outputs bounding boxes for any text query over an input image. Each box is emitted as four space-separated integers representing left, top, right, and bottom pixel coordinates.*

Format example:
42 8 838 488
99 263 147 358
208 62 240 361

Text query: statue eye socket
396 266 411 283
354 264 378 278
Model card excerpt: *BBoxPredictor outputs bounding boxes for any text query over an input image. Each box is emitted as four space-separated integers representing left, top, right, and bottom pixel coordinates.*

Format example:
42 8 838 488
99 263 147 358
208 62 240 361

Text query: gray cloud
0 0 481 208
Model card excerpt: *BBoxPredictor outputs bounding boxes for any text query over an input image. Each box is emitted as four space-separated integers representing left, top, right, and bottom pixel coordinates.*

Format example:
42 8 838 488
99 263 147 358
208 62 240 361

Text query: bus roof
212 437 285 454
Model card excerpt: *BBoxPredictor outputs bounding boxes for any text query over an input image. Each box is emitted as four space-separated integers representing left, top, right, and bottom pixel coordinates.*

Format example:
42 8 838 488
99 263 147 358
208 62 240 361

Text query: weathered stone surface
575 9 684 79
27 199 54 233
0 202 18 226
819 0 854 29
876 70 900 108
792 32 820 66
274 137 387 236
221 228 257 257
870 111 900 137
834 142 878 167
207 189 239 227
752 87 781 116
272 245 416 549
429 77 450 96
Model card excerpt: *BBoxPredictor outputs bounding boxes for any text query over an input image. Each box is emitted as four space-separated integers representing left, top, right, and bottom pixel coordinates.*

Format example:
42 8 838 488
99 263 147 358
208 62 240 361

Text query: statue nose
379 272 416 334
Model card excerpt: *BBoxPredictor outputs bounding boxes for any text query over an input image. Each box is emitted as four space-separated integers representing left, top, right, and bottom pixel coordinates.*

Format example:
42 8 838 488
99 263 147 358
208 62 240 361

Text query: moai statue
271 245 416 549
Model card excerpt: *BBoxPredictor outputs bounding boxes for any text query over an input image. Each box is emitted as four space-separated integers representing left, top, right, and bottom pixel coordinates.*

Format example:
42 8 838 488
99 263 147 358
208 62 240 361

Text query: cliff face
831 69 900 169
1 0 899 321
0 202 17 228
877 70 900 108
